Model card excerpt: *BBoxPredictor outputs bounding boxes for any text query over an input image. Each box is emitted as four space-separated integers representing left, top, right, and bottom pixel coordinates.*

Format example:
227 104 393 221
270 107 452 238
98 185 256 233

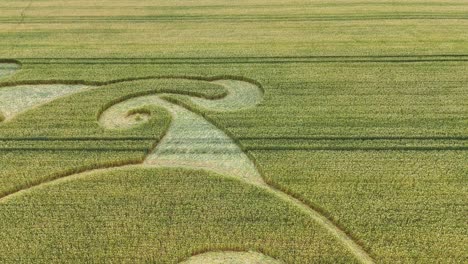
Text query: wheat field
0 1 467 263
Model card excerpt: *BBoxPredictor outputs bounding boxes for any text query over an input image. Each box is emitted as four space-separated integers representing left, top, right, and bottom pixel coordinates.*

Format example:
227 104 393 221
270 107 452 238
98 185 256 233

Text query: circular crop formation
0 63 373 263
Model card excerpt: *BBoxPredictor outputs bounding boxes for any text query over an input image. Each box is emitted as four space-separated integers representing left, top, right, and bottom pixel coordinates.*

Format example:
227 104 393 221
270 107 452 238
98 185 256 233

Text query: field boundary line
0 137 157 141
11 54 468 59
0 147 150 152
15 60 468 65
4 55 468 67
239 136 468 140
0 74 262 89
245 146 468 151
1 15 468 23
1 136 467 141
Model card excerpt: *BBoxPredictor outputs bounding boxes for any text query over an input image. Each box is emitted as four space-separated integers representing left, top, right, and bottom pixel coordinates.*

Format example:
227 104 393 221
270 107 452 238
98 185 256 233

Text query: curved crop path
179 251 283 264
0 62 20 79
0 77 374 263
0 84 92 121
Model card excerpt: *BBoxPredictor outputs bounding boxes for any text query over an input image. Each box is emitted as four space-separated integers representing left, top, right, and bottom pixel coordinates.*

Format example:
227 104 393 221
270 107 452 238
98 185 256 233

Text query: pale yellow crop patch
98 79 264 186
180 251 283 264
0 63 20 79
0 84 92 121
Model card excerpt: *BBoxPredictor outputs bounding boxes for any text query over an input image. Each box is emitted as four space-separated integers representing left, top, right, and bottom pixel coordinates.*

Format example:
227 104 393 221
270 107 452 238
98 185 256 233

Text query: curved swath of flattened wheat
179 251 283 264
144 97 261 185
0 63 93 122
0 63 20 79
100 79 374 263
0 62 23 120
0 78 373 264
0 84 92 122
190 80 264 111
101 94 263 186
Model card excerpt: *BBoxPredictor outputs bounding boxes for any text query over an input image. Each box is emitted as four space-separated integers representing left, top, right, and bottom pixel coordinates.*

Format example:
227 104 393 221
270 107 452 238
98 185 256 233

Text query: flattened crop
0 62 20 79
0 84 91 121
180 251 283 264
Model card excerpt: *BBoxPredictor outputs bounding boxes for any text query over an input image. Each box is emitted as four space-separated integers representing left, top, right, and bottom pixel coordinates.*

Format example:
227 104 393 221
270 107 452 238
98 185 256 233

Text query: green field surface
0 1 467 263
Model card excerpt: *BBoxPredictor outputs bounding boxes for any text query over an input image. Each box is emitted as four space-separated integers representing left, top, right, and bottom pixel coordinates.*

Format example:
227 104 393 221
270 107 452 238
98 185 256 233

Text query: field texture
0 1 467 263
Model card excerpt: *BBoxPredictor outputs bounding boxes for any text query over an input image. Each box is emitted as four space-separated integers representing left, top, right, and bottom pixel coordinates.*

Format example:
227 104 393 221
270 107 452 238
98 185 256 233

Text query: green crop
0 0 467 263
